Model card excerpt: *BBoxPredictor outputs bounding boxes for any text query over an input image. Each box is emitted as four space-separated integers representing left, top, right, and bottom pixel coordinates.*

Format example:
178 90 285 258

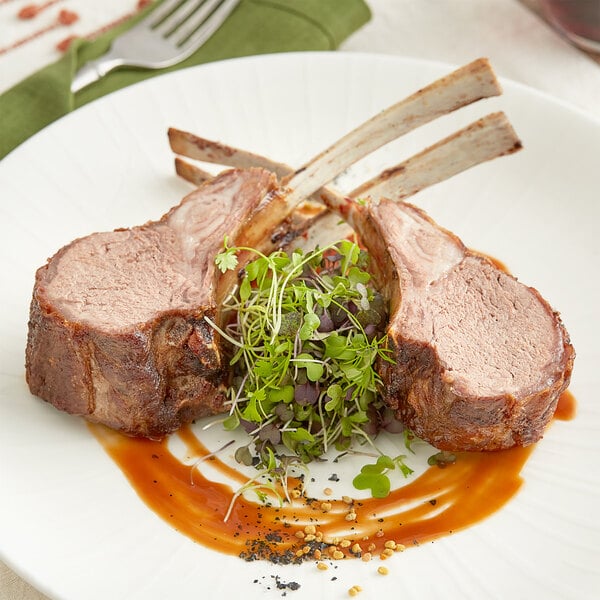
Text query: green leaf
370 475 391 498
291 249 305 268
305 362 324 382
298 324 313 341
229 345 245 365
223 413 240 431
398 462 414 477
326 383 343 400
314 291 332 308
340 365 362 381
324 397 340 412
341 416 356 437
377 455 395 470
245 257 267 281
274 341 292 355
324 383 343 412
215 249 238 273
271 255 290 270
234 445 254 466
352 473 391 498
239 276 252 301
242 399 261 423
361 463 385 475
403 429 416 453
352 472 373 489
267 385 294 404
294 404 313 421
264 446 278 472
324 334 356 360
242 389 265 422
254 359 274 378
305 291 314 313
288 427 315 443
349 411 369 425
304 312 321 330
348 266 371 285
294 354 324 381
255 489 268 503
339 240 360 266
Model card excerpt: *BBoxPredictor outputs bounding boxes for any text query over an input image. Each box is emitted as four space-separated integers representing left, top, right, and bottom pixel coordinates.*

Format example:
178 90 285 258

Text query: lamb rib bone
168 56 501 192
169 132 292 179
349 111 522 203
170 57 502 249
281 57 502 209
170 111 521 233
174 158 213 186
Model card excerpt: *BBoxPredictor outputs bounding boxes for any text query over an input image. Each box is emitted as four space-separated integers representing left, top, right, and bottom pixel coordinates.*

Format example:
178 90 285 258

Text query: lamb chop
26 169 277 438
26 59 503 438
169 120 574 452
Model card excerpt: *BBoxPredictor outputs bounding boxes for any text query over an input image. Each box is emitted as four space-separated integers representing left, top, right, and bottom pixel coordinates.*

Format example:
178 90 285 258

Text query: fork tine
153 0 201 35
175 0 239 48
168 0 220 40
146 0 186 28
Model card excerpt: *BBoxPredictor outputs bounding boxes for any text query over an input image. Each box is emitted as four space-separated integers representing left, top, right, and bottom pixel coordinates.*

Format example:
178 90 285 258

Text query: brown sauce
89 390 575 563
554 389 576 421
473 249 509 273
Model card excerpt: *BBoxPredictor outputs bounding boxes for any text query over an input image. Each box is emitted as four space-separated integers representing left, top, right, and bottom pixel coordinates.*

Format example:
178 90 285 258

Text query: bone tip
174 156 184 173
491 111 523 150
167 126 180 140
469 57 502 96
510 139 524 154
168 127 180 151
470 57 494 76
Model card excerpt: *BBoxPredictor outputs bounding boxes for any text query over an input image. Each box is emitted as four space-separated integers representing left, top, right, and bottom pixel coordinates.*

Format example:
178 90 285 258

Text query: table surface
522 0 600 63
1 0 598 598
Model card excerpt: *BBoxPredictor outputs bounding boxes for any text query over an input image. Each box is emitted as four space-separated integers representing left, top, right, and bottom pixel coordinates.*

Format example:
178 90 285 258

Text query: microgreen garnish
214 235 238 273
210 239 414 506
352 454 414 498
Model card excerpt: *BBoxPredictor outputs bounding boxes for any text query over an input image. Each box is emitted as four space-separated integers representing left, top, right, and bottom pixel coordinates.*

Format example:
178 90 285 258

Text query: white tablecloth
1 0 599 598
341 0 600 120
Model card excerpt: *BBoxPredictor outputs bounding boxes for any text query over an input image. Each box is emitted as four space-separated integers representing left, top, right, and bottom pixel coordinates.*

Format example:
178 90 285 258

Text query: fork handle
71 56 124 94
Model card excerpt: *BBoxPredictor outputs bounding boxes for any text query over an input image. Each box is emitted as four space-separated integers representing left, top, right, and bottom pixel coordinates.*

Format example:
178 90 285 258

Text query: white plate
1 52 599 600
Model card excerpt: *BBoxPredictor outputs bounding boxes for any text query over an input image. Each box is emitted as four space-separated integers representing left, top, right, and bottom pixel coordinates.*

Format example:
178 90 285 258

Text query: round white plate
1 52 599 600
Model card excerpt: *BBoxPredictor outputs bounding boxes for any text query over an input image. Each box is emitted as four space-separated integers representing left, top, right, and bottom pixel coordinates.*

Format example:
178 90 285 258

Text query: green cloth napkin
0 0 370 160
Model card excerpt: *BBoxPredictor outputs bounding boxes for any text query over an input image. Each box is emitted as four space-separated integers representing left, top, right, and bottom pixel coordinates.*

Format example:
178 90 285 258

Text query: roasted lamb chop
26 169 276 437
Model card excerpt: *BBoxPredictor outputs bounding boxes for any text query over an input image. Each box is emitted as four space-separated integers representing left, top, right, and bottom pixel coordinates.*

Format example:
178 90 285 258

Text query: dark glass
541 0 600 52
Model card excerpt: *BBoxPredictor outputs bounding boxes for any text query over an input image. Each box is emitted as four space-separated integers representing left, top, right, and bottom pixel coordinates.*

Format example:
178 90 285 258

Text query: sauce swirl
89 391 575 563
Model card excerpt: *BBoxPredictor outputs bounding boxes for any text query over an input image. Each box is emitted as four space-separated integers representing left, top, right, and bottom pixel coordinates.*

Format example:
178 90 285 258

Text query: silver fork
71 0 240 93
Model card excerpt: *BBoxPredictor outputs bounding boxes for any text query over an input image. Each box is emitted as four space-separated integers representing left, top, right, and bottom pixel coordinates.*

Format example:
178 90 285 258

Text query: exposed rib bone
170 59 517 262
173 151 342 208
281 58 502 209
169 130 292 179
349 112 522 203
170 112 521 231
170 58 501 214
174 157 213 186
